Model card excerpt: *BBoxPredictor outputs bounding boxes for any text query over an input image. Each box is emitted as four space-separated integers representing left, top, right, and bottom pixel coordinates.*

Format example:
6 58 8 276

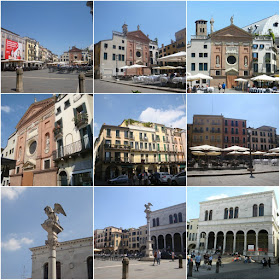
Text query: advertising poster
5 39 23 59
248 245 255 251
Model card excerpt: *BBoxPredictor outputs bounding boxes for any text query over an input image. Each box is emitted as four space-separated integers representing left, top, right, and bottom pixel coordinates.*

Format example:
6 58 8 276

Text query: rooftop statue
44 203 67 224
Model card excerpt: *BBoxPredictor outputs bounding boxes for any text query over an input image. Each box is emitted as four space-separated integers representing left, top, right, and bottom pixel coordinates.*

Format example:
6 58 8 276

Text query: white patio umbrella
253 151 266 155
222 145 249 152
227 151 244 155
188 73 213 87
157 51 186 62
159 66 176 70
264 152 279 156
269 147 279 153
234 78 247 82
128 64 147 69
120 66 130 69
190 145 221 152
251 74 275 82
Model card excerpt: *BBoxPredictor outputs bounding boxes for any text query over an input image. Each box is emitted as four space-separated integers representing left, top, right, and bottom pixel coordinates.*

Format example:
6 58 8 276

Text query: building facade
151 203 186 254
30 237 93 279
187 218 200 253
69 46 83 65
10 97 57 186
196 191 279 261
248 125 278 151
224 118 247 148
94 119 186 181
1 131 17 186
54 94 93 186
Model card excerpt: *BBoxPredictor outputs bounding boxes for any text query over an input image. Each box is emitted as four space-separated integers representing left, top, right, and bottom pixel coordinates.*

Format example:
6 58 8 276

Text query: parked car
108 175 128 185
158 172 172 184
171 171 186 185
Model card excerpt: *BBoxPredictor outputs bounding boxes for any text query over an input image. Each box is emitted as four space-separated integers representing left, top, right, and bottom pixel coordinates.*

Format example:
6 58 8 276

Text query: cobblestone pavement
187 172 279 186
1 69 93 93
94 259 186 279
188 261 278 279
94 79 180 93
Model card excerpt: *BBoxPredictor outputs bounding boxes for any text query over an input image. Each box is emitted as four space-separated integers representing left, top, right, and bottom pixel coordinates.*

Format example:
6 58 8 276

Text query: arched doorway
183 232 186 252
247 230 256 252
136 165 144 175
165 234 172 251
148 165 157 174
174 233 181 252
216 231 224 253
225 231 234 253
151 236 157 250
199 232 206 251
258 230 268 253
59 171 68 186
158 235 164 249
236 231 244 254
105 165 120 180
160 165 168 172
170 164 177 175
208 232 215 250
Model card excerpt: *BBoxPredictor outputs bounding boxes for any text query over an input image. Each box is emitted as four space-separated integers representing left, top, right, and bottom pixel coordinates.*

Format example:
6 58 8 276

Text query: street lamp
247 128 254 178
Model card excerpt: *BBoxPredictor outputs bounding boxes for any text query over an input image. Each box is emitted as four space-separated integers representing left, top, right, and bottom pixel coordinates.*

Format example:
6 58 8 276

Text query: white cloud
2 188 26 200
206 194 229 201
2 237 33 251
1 106 11 113
139 106 186 129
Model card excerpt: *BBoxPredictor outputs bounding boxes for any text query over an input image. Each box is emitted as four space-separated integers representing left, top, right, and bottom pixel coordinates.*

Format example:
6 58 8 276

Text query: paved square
1 69 93 93
94 259 186 279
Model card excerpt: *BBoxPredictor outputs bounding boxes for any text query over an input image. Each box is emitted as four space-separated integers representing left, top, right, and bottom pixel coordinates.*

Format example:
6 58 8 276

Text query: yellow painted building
24 37 38 61
94 119 186 181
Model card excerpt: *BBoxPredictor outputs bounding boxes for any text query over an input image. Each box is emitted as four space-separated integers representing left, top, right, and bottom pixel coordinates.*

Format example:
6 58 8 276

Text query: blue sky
1 187 93 279
94 187 186 229
94 94 186 138
1 94 53 148
94 1 186 45
187 94 279 133
187 187 279 220
2 1 93 56
187 1 279 41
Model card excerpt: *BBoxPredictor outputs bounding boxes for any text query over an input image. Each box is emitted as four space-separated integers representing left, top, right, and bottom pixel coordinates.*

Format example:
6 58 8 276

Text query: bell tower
195 19 208 36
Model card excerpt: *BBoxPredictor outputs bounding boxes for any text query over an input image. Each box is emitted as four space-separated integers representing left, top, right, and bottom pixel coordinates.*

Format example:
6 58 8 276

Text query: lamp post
247 128 254 178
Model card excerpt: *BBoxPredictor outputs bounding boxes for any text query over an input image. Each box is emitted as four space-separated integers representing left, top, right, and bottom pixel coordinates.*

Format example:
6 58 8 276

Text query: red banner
5 39 22 59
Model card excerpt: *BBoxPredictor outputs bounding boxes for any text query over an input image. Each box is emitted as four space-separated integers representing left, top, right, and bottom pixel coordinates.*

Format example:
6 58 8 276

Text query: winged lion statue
44 203 67 224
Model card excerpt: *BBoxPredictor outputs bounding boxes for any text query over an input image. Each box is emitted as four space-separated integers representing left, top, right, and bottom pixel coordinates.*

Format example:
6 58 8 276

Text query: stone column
255 232 258 253
214 233 217 252
142 203 154 261
205 233 209 252
223 234 226 254
42 221 63 279
268 233 274 257
243 232 247 255
180 233 184 253
233 232 236 253
171 234 174 251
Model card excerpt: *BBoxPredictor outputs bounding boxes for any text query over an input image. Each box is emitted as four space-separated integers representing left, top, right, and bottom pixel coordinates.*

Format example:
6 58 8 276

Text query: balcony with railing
53 134 93 160
104 144 131 150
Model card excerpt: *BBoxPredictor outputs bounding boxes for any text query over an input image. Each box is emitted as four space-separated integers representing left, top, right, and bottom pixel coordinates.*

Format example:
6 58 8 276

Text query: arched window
224 208 228 219
174 213 178 223
244 56 248 66
153 218 156 227
169 215 173 224
234 207 239 218
229 207 233 219
156 217 159 226
17 146 22 161
259 204 264 216
209 210 213 220
253 204 258 217
87 256 93 279
178 212 182 222
216 55 220 65
44 133 50 153
204 210 208 221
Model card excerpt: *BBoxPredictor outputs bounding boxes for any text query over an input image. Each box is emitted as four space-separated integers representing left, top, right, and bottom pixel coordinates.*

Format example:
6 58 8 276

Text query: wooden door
22 171 34 186
226 75 237 89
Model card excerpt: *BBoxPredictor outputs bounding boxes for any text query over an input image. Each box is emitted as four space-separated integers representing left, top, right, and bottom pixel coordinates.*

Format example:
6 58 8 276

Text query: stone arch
246 230 256 251
225 231 234 253
160 165 168 172
165 234 172 251
208 231 215 250
216 231 224 253
136 165 145 175
169 164 177 175
236 230 244 254
58 168 69 186
65 133 73 146
151 235 157 250
258 229 268 252
158 235 164 249
148 165 157 174
174 233 181 252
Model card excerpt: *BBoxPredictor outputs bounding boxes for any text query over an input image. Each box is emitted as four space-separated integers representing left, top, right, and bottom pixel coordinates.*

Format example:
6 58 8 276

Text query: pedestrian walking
268 257 271 268
218 83 222 93
262 257 267 268
132 173 137 186
172 251 175 262
222 82 226 93
195 253 201 271
209 255 213 266
153 251 157 265
157 250 161 265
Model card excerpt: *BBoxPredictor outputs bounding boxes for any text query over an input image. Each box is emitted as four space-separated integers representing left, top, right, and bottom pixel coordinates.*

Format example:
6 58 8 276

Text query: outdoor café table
160 76 169 84
262 159 269 165
172 77 183 84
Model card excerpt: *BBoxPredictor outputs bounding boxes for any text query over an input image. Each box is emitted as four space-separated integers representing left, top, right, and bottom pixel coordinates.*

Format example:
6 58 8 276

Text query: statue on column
142 203 154 261
230 15 234 25
44 203 67 224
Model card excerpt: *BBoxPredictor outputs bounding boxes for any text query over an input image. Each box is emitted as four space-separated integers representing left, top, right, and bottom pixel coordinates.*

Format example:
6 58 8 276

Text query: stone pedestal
42 220 63 279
